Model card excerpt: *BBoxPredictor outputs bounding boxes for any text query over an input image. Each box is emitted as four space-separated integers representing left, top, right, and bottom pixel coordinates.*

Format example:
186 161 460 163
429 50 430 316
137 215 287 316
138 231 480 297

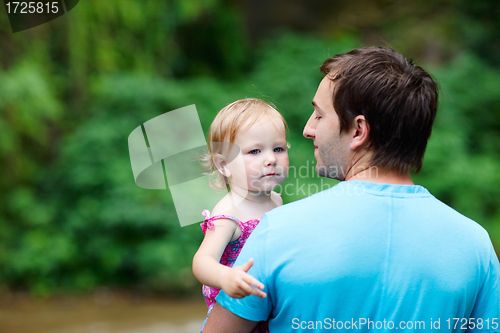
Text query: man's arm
202 303 258 333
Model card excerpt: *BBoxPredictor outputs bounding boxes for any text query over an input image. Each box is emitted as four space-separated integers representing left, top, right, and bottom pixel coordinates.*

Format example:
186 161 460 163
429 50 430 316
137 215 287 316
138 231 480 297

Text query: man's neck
346 167 414 185
344 150 414 185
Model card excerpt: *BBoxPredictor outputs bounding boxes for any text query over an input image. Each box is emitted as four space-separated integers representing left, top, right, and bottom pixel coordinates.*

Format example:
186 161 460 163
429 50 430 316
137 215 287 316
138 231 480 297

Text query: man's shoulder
427 195 491 242
267 182 491 243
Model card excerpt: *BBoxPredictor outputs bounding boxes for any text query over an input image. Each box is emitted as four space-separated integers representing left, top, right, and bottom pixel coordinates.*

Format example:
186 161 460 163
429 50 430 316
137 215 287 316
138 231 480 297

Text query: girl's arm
192 219 266 299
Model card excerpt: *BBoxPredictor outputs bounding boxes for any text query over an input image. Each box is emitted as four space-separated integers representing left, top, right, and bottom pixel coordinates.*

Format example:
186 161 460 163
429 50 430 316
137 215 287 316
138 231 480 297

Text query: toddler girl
193 98 289 332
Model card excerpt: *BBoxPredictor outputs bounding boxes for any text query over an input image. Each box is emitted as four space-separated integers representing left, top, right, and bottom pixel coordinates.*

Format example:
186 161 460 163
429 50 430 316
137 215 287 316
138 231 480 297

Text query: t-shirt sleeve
216 214 273 322
468 244 500 333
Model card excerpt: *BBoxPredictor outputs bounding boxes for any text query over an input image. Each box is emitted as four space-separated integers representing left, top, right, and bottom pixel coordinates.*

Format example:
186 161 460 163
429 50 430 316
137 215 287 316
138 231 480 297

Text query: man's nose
303 116 315 139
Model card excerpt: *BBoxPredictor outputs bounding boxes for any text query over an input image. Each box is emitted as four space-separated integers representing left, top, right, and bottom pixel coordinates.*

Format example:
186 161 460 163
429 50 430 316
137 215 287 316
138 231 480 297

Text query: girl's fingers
233 281 266 299
246 275 265 290
245 285 267 298
240 258 254 272
242 275 266 298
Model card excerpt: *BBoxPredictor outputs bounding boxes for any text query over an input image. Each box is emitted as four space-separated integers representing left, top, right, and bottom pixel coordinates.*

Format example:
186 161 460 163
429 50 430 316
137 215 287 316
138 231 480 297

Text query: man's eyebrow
312 101 322 113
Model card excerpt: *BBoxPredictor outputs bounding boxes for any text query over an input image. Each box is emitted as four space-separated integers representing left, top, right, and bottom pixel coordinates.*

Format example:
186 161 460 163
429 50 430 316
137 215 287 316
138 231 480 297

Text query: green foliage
0 61 63 294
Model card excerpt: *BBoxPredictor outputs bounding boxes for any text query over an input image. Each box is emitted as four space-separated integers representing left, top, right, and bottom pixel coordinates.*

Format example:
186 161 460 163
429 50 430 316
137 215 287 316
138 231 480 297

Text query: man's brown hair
321 46 438 174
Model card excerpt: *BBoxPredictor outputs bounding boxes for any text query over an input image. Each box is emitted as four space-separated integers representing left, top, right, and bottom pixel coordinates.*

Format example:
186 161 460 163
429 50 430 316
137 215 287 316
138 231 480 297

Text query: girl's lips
263 173 277 177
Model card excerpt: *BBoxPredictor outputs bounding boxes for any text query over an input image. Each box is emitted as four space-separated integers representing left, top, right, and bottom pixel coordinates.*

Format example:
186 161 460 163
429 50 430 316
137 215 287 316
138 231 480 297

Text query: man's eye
249 149 260 155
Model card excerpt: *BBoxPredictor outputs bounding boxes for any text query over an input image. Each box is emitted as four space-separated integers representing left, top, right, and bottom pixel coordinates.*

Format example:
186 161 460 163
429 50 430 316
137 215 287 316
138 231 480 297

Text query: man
203 47 500 332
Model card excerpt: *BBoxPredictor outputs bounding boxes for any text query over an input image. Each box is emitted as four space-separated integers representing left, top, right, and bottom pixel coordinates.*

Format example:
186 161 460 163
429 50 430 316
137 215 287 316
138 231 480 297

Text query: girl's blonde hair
201 98 287 190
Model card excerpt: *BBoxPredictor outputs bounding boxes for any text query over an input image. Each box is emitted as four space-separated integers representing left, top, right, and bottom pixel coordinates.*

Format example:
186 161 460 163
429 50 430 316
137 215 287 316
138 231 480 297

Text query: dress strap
201 209 242 232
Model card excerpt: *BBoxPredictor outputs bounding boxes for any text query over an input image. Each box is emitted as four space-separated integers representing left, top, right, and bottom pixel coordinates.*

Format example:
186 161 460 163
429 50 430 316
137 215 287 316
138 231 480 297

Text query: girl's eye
315 116 321 120
274 147 285 153
249 149 260 155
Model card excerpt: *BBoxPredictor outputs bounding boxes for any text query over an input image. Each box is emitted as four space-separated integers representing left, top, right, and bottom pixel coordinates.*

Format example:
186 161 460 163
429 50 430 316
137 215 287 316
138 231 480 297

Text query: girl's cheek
247 163 261 176
281 154 290 166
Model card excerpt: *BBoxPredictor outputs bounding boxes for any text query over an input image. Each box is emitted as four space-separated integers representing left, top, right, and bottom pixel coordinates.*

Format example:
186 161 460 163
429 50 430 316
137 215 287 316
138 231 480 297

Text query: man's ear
349 115 370 150
213 154 231 178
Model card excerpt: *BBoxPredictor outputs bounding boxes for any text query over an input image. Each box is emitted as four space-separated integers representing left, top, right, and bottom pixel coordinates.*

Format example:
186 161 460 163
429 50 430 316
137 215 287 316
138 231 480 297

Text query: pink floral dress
199 209 269 333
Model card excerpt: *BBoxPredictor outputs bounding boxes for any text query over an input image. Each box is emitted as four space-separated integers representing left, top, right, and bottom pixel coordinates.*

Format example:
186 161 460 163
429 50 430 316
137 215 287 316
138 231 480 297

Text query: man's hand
220 258 267 299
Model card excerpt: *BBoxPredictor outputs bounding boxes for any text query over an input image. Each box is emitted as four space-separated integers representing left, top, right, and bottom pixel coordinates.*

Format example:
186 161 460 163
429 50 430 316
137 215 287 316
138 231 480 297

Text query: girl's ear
213 154 231 178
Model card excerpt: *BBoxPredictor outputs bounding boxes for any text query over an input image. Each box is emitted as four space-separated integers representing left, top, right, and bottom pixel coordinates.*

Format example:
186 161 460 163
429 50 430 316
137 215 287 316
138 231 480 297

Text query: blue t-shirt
217 181 500 332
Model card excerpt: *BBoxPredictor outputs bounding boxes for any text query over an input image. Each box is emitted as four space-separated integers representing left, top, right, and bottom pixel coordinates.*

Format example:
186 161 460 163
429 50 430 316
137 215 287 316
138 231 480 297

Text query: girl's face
227 114 289 194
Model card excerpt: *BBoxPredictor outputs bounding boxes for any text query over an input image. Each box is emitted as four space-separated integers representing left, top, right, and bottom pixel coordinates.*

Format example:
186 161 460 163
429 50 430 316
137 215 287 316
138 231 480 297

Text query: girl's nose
265 153 277 166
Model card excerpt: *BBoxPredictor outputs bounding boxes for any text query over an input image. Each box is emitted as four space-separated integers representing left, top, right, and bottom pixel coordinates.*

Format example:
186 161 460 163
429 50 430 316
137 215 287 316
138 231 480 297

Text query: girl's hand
220 258 267 299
